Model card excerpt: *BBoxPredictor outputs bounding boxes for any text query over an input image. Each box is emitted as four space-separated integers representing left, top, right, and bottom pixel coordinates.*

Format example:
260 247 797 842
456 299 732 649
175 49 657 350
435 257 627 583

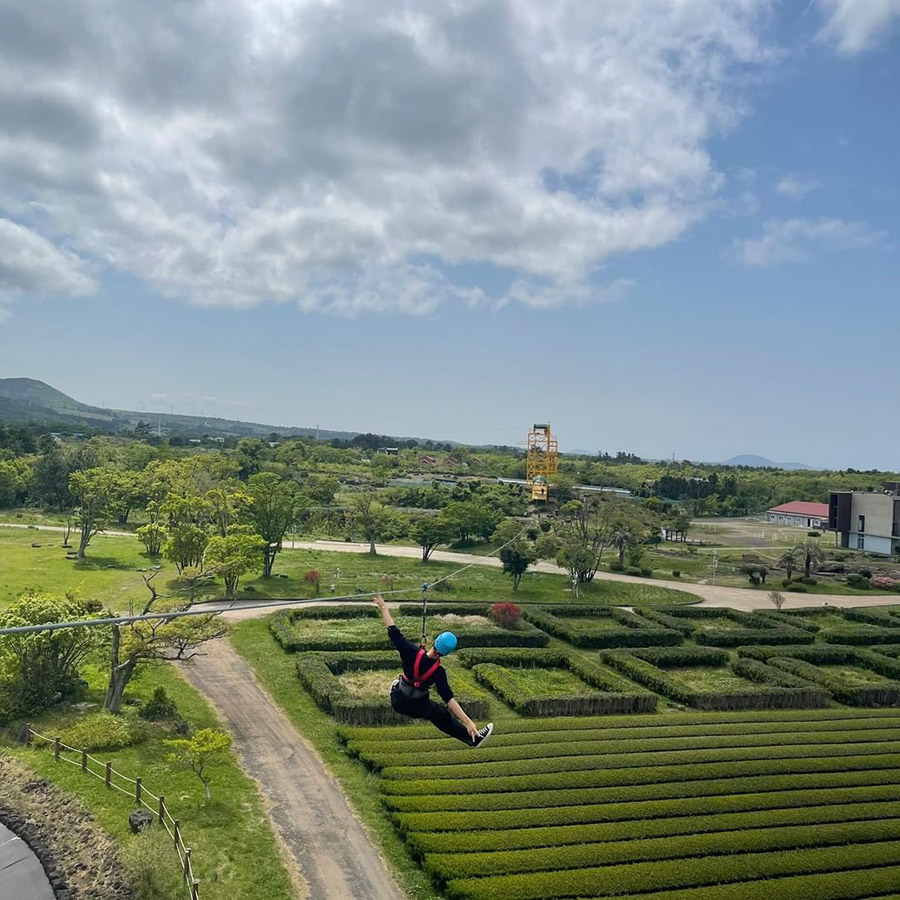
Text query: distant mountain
0 378 356 440
722 455 811 470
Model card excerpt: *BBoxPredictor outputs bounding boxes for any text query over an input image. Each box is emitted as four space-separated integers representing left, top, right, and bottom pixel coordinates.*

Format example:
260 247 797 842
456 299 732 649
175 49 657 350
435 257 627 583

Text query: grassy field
0 526 699 611
1 661 297 900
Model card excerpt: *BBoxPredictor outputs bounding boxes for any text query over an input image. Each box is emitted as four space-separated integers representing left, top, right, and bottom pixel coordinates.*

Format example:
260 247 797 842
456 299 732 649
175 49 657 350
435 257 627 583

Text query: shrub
60 711 146 751
860 568 873 578
490 603 521 628
846 573 871 589
303 570 321 594
842 608 900 629
139 686 178 721
609 562 625 572
782 578 792 588
801 577 818 585
786 583 808 593
625 566 642 576
695 628 814 647
640 567 653 577
520 606 682 650
672 570 681 578
121 829 185 900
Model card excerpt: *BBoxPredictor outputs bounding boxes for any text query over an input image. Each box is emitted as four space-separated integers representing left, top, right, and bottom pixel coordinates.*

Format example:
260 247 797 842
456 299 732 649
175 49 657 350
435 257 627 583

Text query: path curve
0 824 54 900
179 640 406 900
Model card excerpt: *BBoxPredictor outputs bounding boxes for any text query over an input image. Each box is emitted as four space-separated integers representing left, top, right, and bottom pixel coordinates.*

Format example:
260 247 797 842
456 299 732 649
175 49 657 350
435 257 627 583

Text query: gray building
828 483 900 555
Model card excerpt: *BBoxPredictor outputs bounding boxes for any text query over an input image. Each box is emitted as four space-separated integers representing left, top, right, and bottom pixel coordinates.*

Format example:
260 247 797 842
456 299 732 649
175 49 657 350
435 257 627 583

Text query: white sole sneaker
472 723 494 748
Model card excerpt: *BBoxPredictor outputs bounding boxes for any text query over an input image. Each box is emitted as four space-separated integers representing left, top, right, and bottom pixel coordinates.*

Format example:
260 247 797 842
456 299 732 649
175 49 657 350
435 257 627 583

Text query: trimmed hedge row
472 659 656 717
634 607 697 635
821 628 900 645
696 628 814 647
336 707 900 745
521 606 682 649
628 646 729 666
457 648 569 669
874 645 900 659
294 651 488 725
426 819 900 881
381 752 900 798
384 765 900 812
270 605 549 651
754 610 820 632
406 798 900 855
391 781 900 833
354 727 900 770
380 735 900 781
842 608 900 629
602 650 829 710
739 644 900 706
443 841 900 900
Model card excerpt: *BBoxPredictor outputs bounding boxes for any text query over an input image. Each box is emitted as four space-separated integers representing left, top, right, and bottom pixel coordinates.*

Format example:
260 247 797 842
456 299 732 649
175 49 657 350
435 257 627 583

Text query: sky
0 0 898 470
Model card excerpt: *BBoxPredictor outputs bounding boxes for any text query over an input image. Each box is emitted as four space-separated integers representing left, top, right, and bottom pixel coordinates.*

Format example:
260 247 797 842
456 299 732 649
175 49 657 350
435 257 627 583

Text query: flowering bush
871 576 895 591
490 602 522 628
304 570 321 595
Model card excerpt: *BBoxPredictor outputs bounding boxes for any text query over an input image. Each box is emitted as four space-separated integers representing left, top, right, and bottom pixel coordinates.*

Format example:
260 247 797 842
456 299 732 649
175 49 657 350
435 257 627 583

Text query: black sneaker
471 723 494 748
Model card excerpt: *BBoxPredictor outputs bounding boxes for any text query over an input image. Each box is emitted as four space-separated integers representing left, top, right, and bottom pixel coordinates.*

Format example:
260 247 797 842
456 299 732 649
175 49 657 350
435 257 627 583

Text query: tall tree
204 530 265 597
347 493 396 556
69 467 118 558
611 526 635 567
799 542 825 579
246 473 303 577
499 542 536 591
409 516 453 562
555 497 620 584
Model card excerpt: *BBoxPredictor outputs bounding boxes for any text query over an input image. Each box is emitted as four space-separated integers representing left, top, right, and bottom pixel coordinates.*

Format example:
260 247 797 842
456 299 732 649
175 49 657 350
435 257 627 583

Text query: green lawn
667 667 758 692
818 665 895 687
490 666 599 699
0 526 699 612
1 661 296 900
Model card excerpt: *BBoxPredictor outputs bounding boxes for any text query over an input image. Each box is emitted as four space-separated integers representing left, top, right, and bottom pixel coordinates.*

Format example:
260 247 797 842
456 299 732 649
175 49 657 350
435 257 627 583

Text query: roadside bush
786 583 808 593
640 567 653 577
782 578 792 588
609 562 625 572
801 577 818 585
846 573 871 589
139 686 179 721
490 603 521 628
672 570 681 578
60 711 146 752
625 566 642 576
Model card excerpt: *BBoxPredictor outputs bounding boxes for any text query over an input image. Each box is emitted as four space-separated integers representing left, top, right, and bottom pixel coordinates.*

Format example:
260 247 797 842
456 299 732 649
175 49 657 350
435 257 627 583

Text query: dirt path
179 640 405 900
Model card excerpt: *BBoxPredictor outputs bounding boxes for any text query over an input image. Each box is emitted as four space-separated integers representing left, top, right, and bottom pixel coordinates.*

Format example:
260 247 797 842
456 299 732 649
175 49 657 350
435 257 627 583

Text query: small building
419 455 436 466
211 436 226 443
829 485 900 555
377 447 399 456
766 501 829 529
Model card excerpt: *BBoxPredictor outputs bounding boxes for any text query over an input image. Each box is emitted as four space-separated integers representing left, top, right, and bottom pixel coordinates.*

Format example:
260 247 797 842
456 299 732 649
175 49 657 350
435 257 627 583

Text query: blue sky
0 1 898 469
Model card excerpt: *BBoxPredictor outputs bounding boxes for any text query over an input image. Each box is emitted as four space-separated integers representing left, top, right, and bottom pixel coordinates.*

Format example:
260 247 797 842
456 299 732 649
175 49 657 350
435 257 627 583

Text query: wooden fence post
192 879 200 900
173 820 180 850
24 725 32 747
158 796 165 824
81 749 88 773
105 762 112 788
54 737 60 761
135 776 142 805
183 848 191 883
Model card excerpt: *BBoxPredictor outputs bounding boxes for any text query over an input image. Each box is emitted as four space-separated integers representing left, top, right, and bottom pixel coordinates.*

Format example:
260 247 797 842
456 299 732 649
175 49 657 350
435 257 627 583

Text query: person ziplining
373 594 493 747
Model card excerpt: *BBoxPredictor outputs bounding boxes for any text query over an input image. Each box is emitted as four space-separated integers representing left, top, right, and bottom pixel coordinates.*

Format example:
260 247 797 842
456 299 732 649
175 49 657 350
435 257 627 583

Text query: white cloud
817 0 900 55
0 218 96 315
775 175 820 198
732 217 884 266
0 0 774 315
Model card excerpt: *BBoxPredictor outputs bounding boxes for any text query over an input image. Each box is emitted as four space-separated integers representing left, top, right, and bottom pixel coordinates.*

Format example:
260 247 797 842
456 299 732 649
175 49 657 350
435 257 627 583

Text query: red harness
402 649 441 689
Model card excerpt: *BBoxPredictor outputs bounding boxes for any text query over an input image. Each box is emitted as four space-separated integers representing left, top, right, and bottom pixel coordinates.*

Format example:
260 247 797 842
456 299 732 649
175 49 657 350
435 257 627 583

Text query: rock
128 809 153 834
31 542 41 548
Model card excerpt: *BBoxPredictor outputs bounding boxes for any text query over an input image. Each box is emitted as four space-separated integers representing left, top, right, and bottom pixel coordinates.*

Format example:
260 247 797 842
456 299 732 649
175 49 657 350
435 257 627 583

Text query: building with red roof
766 501 829 529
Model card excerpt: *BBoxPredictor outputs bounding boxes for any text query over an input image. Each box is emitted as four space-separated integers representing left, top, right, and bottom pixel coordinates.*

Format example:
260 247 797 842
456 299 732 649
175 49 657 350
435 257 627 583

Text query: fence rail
25 726 200 900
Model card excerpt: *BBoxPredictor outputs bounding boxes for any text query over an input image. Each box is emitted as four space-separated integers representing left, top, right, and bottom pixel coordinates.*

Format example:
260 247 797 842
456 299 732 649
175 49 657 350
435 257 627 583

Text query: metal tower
526 423 558 502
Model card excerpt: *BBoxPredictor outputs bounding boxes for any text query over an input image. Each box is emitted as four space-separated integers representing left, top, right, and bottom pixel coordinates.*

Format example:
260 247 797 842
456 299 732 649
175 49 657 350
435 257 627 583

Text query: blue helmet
434 631 458 656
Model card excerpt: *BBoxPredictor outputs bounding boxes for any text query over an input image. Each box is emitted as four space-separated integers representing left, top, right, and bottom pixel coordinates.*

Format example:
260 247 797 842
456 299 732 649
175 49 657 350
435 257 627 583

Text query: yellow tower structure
526 423 559 502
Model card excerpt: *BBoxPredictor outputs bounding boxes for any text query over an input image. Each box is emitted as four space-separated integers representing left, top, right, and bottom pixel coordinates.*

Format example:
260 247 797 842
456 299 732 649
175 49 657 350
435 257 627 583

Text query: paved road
0 824 54 900
179 640 405 900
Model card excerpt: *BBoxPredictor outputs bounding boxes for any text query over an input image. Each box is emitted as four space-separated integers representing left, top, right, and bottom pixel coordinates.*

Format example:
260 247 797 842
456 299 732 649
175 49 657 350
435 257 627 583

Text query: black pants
390 683 472 744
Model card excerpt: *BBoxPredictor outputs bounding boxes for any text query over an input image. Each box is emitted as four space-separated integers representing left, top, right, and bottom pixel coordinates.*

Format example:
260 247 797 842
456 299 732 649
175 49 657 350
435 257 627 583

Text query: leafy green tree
499 542 536 591
555 497 620 584
69 467 118 558
533 532 562 560
0 458 32 507
441 500 501 544
304 475 339 506
347 493 396 556
166 728 232 804
778 548 800 580
206 485 251 538
163 524 209 574
409 516 454 562
246 473 304 577
108 469 145 525
0 592 100 715
204 530 265 597
136 522 166 557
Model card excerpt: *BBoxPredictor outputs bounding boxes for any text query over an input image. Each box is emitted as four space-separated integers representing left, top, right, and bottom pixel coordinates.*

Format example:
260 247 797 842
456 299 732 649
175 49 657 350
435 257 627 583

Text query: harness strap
406 648 441 688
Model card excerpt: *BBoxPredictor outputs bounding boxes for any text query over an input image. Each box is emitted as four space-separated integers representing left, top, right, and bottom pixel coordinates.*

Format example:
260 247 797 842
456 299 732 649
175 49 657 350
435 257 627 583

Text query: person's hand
466 722 479 742
373 594 387 610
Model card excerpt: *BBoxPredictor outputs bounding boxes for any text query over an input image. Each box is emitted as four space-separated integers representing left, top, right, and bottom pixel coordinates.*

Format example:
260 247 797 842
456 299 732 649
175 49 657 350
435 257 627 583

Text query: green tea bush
626 566 642 576
696 628 814 647
754 611 820 632
138 686 178 721
59 711 146 751
842 608 900 629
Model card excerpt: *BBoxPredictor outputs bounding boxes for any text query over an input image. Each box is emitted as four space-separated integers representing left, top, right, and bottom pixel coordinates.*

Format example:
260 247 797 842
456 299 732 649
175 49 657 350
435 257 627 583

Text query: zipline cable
0 525 531 638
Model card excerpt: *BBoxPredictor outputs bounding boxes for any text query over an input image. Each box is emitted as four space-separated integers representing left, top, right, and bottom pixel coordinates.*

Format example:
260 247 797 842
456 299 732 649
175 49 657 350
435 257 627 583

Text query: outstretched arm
373 594 396 628
448 698 479 742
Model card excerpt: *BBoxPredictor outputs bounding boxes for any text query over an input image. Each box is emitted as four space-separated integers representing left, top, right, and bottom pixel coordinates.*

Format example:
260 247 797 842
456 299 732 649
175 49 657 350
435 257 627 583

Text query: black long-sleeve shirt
388 625 454 703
